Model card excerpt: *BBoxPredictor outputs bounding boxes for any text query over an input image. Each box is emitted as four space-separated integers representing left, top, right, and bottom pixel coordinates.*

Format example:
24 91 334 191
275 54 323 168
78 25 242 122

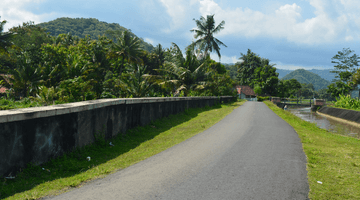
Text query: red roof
0 74 11 93
235 85 256 96
0 87 7 93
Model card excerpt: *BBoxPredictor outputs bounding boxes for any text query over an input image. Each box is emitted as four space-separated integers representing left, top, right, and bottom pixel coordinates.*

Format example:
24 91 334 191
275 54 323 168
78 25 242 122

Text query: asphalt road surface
48 101 309 200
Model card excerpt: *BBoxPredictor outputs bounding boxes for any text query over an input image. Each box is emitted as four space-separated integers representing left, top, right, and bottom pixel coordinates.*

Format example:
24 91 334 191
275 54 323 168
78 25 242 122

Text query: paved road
48 102 309 200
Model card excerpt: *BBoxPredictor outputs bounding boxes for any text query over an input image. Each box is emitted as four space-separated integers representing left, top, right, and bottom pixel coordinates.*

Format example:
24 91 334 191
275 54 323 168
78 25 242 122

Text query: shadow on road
0 103 232 199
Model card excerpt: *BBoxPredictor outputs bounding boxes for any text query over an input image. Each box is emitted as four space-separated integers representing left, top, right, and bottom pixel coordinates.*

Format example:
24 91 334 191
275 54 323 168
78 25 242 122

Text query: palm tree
157 43 208 96
9 52 42 97
190 14 227 60
0 19 15 53
110 30 143 76
120 64 155 97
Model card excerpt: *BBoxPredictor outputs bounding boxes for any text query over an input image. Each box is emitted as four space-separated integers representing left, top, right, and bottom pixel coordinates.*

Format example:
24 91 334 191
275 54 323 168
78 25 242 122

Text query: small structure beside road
236 85 257 101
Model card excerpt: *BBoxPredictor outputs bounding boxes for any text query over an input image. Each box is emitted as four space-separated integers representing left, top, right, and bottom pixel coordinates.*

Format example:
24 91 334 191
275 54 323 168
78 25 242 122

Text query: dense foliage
0 17 236 109
38 17 154 52
236 49 279 96
327 48 360 98
282 69 330 91
334 94 360 110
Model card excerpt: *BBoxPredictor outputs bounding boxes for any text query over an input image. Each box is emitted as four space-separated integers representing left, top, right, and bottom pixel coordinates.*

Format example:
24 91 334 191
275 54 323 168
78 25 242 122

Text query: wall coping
0 96 223 123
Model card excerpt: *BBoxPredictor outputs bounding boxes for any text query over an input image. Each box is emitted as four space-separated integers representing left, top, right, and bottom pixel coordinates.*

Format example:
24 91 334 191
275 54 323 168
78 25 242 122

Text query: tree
120 65 155 97
277 79 302 98
0 19 15 53
327 82 352 98
190 14 227 60
327 48 359 97
8 52 42 97
109 30 142 76
157 43 208 96
236 49 279 96
331 48 359 82
236 49 262 86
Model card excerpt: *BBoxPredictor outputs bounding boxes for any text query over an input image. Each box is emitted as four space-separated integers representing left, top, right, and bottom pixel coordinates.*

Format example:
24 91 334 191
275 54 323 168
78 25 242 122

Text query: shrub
257 96 269 102
334 94 360 110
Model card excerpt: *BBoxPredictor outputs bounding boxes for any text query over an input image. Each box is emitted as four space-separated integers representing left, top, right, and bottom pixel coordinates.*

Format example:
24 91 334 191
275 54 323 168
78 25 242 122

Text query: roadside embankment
317 106 360 124
0 96 235 178
265 101 360 199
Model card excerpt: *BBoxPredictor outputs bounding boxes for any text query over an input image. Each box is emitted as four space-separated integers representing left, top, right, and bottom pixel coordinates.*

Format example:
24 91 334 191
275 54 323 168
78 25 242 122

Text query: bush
257 96 269 102
334 94 360 110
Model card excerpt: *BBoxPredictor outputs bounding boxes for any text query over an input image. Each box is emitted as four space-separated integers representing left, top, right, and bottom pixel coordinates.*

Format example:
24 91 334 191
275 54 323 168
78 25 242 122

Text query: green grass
264 101 360 199
0 97 43 110
1 100 245 200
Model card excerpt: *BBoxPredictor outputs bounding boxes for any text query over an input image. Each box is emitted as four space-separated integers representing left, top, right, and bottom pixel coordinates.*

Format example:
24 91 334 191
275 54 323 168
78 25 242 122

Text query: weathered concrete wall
314 99 326 106
0 96 235 177
317 106 360 123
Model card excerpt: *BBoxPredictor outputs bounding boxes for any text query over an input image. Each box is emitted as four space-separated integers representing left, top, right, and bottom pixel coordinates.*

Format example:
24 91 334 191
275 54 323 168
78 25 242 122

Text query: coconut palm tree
110 30 143 76
9 52 42 97
190 14 227 60
157 43 208 96
120 64 155 97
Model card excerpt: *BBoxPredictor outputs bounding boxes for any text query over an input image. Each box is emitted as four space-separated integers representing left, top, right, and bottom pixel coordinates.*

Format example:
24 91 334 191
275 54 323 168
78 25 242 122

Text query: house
236 85 257 101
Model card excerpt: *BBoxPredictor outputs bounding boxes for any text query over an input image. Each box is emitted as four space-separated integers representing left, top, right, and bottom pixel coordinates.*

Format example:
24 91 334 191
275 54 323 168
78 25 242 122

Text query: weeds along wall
0 96 235 177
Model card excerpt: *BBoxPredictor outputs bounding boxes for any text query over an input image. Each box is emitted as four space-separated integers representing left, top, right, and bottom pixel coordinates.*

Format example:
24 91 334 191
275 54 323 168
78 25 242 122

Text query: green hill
37 17 154 51
282 69 330 90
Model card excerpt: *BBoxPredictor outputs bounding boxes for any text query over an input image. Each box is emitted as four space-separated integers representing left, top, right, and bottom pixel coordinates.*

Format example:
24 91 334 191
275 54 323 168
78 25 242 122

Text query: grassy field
265 101 360 199
1 100 245 200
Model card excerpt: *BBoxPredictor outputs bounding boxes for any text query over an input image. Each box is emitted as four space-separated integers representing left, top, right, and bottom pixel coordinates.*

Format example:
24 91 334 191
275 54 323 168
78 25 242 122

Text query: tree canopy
190 14 227 60
38 17 154 52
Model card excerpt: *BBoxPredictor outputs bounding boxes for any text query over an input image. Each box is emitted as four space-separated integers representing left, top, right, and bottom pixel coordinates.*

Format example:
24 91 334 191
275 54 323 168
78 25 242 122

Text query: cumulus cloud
144 37 155 45
209 53 238 63
197 0 360 44
273 61 329 70
0 0 54 30
159 0 189 33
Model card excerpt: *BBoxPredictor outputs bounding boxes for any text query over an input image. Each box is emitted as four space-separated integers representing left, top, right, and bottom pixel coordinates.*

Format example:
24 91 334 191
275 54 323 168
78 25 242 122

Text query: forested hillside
282 69 330 90
276 68 292 79
37 17 154 52
307 69 335 82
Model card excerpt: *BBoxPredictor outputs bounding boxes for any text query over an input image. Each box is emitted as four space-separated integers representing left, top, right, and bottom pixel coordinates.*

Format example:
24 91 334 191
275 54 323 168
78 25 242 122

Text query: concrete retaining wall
317 106 360 124
0 96 235 177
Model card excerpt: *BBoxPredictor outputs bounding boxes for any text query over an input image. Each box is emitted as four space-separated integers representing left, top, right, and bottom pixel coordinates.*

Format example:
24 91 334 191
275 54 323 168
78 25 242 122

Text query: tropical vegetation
0 17 237 110
327 48 360 98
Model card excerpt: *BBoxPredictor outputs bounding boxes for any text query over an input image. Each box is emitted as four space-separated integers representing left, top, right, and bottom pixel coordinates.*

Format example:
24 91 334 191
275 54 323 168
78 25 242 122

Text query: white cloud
274 61 330 70
0 0 55 30
209 53 238 63
159 0 188 33
196 0 360 44
144 37 155 45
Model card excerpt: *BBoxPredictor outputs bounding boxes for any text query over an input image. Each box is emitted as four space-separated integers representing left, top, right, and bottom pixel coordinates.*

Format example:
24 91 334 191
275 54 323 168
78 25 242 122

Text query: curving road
47 101 309 200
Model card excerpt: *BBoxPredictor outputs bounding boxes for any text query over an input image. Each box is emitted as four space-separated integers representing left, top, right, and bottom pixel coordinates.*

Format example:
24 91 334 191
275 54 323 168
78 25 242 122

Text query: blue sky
1 0 360 70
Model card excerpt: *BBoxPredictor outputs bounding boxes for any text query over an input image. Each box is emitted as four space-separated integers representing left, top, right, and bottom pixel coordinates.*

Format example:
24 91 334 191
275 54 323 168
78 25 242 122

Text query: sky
1 0 360 70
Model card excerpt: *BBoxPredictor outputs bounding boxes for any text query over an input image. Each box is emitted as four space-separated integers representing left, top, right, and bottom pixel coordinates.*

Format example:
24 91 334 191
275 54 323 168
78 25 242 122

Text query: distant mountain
277 68 335 82
282 69 331 90
307 69 335 82
276 68 293 79
37 17 154 52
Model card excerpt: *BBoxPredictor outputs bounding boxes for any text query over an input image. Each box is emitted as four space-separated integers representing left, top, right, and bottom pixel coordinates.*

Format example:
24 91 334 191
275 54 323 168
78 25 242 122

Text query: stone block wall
0 96 235 177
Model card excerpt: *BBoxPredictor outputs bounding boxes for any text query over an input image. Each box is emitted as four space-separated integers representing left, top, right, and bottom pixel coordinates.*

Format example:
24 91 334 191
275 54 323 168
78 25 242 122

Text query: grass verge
264 101 360 199
1 100 245 200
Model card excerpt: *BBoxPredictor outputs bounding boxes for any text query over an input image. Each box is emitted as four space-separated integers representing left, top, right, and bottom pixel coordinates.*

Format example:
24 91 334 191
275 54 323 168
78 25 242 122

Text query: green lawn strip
264 101 360 200
1 100 245 200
